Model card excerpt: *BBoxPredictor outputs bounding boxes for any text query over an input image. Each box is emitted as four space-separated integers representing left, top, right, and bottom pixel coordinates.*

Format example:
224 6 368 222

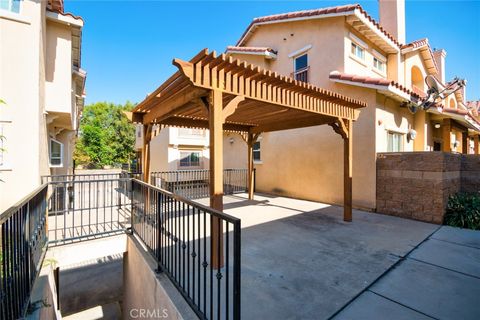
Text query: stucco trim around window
0 9 30 25
288 44 312 58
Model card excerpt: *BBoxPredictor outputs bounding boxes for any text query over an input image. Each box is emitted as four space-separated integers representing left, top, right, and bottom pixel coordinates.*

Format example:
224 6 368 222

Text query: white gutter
226 50 277 60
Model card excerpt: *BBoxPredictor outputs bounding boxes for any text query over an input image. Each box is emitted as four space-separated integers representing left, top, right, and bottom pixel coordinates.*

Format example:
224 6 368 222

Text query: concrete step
62 301 122 320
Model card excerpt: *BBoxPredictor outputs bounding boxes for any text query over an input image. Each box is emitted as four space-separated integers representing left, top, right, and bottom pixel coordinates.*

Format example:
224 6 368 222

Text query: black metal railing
151 169 249 199
131 179 241 320
0 184 48 320
46 178 132 245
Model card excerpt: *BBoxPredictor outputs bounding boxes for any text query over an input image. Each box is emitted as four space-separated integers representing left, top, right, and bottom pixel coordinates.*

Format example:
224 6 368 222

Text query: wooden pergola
131 49 365 264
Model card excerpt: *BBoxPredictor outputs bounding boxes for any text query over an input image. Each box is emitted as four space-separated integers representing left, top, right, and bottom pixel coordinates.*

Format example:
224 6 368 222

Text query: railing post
156 192 163 273
233 220 241 320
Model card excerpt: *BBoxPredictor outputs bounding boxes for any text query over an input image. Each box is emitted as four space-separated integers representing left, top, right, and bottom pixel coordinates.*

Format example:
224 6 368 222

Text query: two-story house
135 124 210 172
223 0 480 210
0 0 85 211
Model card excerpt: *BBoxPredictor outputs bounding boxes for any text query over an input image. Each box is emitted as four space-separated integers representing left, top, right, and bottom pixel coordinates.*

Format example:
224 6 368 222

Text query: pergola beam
250 116 331 133
160 116 252 133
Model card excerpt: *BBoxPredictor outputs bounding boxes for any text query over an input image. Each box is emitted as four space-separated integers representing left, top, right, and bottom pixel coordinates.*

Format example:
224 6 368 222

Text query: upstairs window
387 132 404 152
253 141 261 162
179 151 201 168
0 0 21 13
178 128 205 137
49 139 64 167
373 57 386 73
293 54 308 82
351 42 365 61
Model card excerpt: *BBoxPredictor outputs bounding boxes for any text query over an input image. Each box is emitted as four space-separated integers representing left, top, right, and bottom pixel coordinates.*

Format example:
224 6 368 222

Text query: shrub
444 193 480 230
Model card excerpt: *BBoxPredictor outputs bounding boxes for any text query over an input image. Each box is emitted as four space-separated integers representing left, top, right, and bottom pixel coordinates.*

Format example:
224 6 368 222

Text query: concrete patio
46 192 480 319
198 193 451 319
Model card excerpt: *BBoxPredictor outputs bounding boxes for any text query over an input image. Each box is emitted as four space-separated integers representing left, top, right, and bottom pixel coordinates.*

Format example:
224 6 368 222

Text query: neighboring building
0 0 85 211
135 123 248 173
222 0 480 210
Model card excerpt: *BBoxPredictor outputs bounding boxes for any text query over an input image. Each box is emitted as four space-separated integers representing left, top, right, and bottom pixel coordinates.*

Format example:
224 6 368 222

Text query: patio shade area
130 49 366 266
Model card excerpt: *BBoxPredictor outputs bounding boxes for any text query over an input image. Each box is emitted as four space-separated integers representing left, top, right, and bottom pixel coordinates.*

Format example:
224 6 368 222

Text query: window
387 132 404 152
179 151 201 168
373 57 385 73
178 128 205 137
49 139 63 167
253 141 261 162
0 0 20 13
351 42 365 61
293 54 308 82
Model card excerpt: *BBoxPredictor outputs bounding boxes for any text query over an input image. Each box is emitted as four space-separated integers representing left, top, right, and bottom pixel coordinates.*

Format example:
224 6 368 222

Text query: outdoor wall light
408 129 417 141
229 137 234 144
434 123 441 129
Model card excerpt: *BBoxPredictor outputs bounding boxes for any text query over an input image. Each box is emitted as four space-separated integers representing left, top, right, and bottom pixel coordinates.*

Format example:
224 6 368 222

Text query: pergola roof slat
133 48 366 133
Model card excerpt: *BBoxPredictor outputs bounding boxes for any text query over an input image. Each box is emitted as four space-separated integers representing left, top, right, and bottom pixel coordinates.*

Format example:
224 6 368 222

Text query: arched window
449 98 456 109
411 66 424 93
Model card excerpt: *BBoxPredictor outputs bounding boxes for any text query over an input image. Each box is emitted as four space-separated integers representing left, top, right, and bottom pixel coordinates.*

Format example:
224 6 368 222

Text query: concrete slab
410 238 480 277
431 226 480 249
333 291 433 320
211 194 438 319
370 258 480 320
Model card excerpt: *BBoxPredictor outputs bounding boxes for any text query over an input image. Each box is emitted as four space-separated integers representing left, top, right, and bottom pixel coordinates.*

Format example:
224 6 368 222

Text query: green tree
74 101 136 168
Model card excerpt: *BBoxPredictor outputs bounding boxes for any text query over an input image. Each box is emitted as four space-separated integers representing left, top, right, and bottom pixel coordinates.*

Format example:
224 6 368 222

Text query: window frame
350 42 365 61
253 141 261 163
387 131 404 152
179 150 202 168
49 138 64 168
0 0 21 14
178 128 205 138
293 53 309 82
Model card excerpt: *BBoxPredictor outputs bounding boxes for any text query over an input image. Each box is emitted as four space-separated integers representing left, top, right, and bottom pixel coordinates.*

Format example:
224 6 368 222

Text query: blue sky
65 0 480 104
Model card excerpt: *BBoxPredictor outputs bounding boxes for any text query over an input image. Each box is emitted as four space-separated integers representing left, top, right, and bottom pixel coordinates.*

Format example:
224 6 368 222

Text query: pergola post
343 120 353 222
142 124 152 183
208 89 224 269
247 133 257 200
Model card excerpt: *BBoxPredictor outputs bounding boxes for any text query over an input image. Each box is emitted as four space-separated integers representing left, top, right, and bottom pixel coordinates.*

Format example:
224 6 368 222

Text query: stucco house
0 0 85 211
219 0 480 211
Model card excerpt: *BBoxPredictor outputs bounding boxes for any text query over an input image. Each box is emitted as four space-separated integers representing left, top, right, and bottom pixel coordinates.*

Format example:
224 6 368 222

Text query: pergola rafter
130 49 366 267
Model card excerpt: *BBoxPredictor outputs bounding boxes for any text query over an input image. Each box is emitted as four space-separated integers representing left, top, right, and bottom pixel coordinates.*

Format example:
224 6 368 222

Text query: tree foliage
74 101 136 168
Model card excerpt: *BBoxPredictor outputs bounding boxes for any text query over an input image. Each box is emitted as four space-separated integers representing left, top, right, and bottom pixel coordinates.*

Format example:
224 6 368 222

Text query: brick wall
376 152 480 224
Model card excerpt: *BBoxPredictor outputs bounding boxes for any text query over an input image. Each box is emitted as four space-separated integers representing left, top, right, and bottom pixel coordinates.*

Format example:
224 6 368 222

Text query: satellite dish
425 75 441 97
407 103 418 114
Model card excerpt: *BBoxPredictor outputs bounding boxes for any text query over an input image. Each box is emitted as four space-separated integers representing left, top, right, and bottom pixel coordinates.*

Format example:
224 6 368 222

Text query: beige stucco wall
0 1 46 211
223 133 247 169
123 236 197 320
0 1 78 212
230 17 378 210
375 93 415 152
45 20 72 114
344 27 388 79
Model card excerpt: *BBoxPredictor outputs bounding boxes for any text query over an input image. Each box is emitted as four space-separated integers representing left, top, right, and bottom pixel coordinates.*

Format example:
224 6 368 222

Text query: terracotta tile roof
329 72 420 99
46 9 84 22
226 46 277 54
236 4 401 47
401 38 439 74
443 108 468 116
400 38 429 50
467 100 480 111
